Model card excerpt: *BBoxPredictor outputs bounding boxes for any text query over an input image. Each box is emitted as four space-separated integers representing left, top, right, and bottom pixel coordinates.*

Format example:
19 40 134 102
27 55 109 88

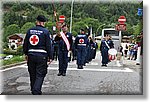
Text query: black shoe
78 66 83 69
101 64 107 67
77 65 83 69
136 63 140 65
104 64 107 67
62 73 66 76
101 64 105 67
77 65 80 69
31 91 42 95
57 73 62 76
86 61 89 63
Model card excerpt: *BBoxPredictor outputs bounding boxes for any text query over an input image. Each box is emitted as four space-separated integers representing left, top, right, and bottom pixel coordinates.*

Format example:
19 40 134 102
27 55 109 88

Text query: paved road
0 52 142 95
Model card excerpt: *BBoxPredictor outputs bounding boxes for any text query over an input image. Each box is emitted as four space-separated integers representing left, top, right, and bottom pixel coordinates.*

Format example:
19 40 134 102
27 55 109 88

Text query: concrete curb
0 61 27 69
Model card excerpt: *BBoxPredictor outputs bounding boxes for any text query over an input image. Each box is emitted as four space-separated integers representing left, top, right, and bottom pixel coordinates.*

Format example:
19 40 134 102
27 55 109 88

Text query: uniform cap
80 29 85 31
36 15 48 22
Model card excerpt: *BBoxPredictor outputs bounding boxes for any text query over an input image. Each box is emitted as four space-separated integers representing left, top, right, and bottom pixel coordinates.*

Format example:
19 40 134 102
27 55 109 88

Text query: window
104 30 119 36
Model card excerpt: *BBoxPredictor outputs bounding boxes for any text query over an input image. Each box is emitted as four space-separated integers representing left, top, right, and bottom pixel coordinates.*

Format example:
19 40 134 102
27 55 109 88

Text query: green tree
72 21 85 35
3 24 20 42
11 3 22 11
17 45 23 55
45 21 55 32
133 23 141 35
21 22 35 34
82 17 99 34
3 11 18 27
26 8 49 23
126 23 134 35
3 2 141 37
71 31 78 37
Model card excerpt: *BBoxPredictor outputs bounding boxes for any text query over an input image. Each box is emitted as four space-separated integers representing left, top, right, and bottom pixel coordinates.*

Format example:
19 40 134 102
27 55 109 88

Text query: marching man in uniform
54 24 73 76
23 15 53 95
100 36 109 67
75 29 88 69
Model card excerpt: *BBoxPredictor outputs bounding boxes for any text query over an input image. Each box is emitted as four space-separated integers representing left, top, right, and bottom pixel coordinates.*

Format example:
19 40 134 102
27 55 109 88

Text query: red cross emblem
79 38 84 44
29 35 39 45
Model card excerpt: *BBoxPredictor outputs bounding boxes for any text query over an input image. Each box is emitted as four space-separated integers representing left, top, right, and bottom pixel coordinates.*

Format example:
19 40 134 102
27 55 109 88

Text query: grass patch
2 55 25 66
0 54 7 57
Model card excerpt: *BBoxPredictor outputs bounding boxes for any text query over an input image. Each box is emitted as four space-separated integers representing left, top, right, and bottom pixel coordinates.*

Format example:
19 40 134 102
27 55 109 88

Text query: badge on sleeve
29 35 39 46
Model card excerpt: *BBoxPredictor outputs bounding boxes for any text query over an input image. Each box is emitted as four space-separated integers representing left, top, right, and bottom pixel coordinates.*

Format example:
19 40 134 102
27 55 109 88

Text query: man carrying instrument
54 24 73 76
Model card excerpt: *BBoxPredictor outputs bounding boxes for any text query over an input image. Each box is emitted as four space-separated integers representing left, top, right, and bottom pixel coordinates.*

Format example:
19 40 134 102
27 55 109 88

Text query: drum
108 48 117 60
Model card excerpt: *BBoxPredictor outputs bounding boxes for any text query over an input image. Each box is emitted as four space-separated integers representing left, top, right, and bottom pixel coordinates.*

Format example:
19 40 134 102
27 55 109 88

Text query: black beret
80 29 85 31
36 15 48 22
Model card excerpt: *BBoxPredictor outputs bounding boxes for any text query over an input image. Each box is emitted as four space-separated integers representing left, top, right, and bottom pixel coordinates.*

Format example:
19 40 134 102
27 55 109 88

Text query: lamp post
70 0 74 33
96 24 105 37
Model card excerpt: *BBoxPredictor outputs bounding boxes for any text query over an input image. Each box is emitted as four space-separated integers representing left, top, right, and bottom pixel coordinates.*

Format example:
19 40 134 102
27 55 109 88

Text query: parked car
4 55 13 60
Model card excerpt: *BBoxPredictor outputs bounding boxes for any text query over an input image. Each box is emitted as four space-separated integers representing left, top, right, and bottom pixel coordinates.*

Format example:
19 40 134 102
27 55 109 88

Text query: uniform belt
28 49 47 53
77 44 86 46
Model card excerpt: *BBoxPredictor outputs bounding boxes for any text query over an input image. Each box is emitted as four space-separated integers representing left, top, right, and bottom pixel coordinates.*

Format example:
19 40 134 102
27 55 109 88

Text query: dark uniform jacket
100 40 109 51
107 39 114 49
75 34 88 49
54 32 73 51
23 25 52 59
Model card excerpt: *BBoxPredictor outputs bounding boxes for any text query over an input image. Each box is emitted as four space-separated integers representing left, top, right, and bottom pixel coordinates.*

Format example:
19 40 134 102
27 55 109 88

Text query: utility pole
70 0 74 33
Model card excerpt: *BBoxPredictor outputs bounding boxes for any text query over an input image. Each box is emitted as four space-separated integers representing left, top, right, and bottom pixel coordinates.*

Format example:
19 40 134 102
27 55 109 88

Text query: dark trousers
77 47 86 66
101 49 109 65
58 50 68 74
89 48 93 61
133 51 137 60
72 48 77 61
93 49 96 59
86 46 90 63
27 55 48 95
84 48 87 64
53 47 58 61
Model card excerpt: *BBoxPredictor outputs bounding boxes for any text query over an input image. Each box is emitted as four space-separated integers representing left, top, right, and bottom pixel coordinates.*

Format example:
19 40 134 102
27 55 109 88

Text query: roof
8 34 25 39
16 34 26 38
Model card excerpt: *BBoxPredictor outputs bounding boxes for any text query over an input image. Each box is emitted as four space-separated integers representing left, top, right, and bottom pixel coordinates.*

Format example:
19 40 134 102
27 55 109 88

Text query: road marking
0 62 132 73
87 62 99 65
0 64 27 72
47 67 133 72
